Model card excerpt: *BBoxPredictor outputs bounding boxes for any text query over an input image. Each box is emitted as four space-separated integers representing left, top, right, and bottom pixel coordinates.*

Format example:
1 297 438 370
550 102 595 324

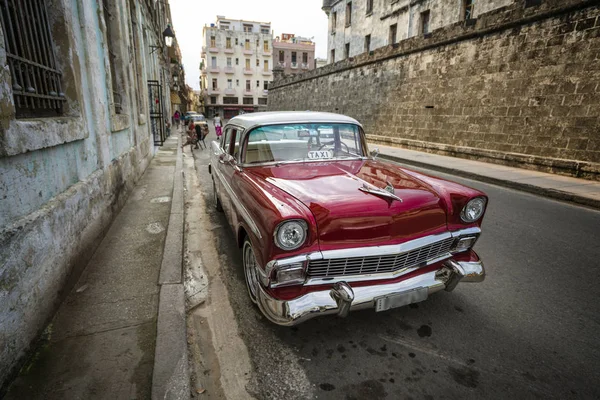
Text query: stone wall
0 0 172 389
270 0 600 179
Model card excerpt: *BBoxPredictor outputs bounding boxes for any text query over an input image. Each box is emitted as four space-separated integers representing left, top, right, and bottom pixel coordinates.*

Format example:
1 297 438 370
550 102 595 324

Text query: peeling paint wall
0 0 171 389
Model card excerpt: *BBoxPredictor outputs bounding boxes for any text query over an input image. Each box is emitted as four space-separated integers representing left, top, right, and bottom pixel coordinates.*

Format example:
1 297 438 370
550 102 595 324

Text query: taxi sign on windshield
307 150 332 159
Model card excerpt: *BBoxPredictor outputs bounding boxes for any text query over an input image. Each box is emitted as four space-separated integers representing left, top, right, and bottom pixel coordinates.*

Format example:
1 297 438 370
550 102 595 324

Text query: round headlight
461 197 487 223
275 220 307 250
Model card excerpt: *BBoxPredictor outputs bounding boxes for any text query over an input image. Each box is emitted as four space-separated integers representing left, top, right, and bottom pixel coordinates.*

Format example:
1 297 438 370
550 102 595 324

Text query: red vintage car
209 112 487 326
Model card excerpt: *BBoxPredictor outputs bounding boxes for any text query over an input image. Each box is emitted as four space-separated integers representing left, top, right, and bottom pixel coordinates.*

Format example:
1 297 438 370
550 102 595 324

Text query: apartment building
201 16 273 119
322 0 513 63
273 33 316 75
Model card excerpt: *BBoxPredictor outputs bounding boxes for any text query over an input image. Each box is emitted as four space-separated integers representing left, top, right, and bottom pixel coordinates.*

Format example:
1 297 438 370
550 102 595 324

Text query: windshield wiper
359 183 403 202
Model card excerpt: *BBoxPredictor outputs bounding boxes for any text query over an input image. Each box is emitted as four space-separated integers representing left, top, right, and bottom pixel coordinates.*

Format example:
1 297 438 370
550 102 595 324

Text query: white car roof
226 111 361 130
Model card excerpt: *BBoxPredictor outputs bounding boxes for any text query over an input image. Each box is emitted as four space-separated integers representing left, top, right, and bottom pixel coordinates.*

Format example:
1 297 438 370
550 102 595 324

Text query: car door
216 126 241 230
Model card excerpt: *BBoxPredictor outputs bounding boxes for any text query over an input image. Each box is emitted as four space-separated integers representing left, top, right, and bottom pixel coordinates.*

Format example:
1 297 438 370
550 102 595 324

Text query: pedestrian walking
214 114 222 138
173 110 180 129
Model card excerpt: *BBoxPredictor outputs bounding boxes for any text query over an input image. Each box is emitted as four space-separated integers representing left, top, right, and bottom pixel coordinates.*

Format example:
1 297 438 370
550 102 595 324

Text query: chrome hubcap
243 241 258 303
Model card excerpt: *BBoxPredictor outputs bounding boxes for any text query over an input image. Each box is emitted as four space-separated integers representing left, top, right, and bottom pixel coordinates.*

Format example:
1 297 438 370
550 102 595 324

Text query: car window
222 128 233 153
242 123 365 164
232 130 240 160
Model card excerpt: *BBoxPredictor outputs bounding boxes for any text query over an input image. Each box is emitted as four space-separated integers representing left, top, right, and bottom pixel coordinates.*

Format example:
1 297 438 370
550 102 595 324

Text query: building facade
273 33 316 75
322 0 513 63
0 0 177 388
201 17 273 119
271 0 600 180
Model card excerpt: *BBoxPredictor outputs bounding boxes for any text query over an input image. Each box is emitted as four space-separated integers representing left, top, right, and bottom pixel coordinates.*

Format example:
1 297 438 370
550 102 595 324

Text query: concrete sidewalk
5 134 189 399
374 144 600 210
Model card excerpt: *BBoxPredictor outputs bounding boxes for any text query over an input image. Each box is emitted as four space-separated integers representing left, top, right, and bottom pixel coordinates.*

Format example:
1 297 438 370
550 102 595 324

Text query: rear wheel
242 238 259 304
213 179 223 212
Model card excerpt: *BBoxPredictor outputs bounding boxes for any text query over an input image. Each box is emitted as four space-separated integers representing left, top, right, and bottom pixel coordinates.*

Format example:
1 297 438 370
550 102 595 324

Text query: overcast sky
169 0 329 90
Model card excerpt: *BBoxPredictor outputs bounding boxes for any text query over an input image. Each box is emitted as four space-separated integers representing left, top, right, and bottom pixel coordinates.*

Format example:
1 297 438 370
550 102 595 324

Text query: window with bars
243 97 253 105
463 0 475 20
103 0 123 114
0 0 66 118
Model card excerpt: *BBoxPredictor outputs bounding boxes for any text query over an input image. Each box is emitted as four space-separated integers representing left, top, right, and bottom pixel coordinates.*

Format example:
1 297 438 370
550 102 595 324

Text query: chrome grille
307 237 455 278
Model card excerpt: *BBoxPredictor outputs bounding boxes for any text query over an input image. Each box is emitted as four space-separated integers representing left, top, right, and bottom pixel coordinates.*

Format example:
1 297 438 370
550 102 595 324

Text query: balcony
208 88 220 95
223 66 235 74
243 68 253 75
224 47 234 54
262 49 272 56
209 47 219 53
224 88 236 95
262 70 272 76
208 66 220 73
301 63 310 69
290 62 298 69
243 48 253 55
200 68 207 76
201 46 206 56
277 61 286 68
243 89 254 96
263 89 269 95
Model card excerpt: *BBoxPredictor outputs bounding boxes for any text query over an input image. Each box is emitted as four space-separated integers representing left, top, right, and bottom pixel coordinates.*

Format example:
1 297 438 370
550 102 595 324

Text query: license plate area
375 287 428 312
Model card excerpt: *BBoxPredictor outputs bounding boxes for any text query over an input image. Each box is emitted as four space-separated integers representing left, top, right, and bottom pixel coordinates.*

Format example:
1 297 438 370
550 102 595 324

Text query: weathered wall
325 0 515 62
271 0 600 179
0 0 169 389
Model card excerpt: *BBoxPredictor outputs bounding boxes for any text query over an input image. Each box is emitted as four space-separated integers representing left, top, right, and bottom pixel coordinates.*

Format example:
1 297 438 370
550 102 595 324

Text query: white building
322 0 513 63
201 16 273 119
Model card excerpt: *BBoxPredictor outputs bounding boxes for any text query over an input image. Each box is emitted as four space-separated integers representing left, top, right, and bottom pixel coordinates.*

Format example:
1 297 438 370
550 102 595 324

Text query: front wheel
242 238 259 304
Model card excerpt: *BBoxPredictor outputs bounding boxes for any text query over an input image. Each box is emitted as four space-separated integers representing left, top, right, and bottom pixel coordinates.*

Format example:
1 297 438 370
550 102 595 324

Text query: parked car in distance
190 114 207 126
209 111 487 326
183 111 198 123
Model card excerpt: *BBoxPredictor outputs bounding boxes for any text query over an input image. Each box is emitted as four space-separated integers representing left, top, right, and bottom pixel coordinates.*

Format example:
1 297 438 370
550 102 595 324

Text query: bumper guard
256 259 485 326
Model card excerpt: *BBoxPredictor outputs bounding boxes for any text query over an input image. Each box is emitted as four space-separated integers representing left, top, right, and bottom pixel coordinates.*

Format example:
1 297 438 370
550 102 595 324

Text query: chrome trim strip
240 157 368 169
255 260 485 326
451 227 482 238
304 253 452 286
212 163 263 239
320 231 454 260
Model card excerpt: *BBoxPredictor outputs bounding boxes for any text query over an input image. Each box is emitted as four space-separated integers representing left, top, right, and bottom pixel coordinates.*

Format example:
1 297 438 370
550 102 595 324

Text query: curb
379 153 600 211
152 135 191 400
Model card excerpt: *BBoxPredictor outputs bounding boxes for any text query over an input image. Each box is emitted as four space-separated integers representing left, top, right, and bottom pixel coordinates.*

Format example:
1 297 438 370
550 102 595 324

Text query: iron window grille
464 0 475 20
0 0 66 117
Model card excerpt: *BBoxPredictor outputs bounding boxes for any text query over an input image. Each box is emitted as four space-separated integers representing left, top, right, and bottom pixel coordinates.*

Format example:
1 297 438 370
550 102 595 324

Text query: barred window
102 0 122 114
0 0 66 118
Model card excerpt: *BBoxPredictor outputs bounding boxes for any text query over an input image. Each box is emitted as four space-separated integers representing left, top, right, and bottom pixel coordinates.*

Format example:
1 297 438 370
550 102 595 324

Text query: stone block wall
270 0 600 179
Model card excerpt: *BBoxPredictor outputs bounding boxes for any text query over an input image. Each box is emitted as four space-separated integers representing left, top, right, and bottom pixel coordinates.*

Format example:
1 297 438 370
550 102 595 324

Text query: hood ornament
384 181 395 195
359 182 403 203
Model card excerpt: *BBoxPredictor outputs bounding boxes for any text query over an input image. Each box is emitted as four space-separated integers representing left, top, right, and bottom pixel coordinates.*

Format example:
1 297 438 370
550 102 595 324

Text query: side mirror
370 147 379 159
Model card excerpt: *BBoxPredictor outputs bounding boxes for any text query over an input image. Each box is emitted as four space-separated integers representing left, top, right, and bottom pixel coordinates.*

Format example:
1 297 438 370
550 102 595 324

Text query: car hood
247 160 448 250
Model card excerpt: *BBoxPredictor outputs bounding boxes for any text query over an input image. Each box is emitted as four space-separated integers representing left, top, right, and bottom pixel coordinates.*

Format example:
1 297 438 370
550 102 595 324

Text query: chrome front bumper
256 259 485 326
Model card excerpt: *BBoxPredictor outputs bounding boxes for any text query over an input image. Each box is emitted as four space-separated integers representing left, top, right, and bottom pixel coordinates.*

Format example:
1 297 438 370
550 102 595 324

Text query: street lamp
163 24 175 48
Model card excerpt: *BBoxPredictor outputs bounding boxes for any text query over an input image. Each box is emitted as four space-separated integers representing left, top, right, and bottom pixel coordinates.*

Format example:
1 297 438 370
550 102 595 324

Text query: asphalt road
192 131 600 400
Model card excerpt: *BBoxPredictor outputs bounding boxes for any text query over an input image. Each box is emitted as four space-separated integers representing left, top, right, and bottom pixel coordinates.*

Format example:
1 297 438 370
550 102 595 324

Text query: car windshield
243 123 366 164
